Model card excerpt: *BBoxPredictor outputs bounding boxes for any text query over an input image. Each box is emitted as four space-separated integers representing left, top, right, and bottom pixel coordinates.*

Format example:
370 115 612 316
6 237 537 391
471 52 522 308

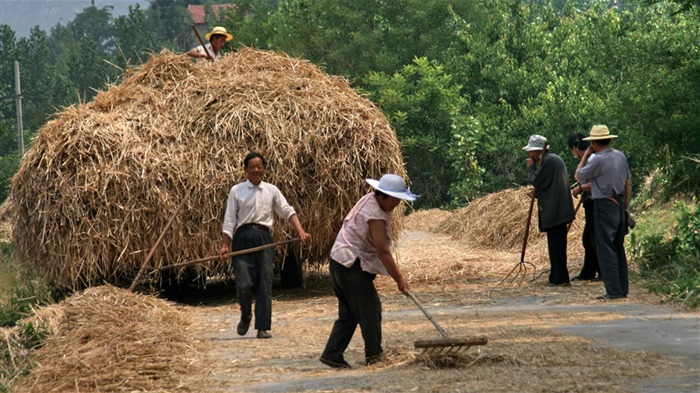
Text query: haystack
11 48 406 290
436 187 583 250
11 285 204 392
423 187 584 270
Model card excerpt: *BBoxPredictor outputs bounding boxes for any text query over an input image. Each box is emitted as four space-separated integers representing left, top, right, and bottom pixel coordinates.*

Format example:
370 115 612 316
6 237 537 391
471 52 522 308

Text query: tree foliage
364 58 482 208
0 0 698 207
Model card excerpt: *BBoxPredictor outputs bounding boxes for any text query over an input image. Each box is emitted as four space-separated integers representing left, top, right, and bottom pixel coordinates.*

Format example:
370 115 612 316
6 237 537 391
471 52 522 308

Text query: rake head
414 336 488 356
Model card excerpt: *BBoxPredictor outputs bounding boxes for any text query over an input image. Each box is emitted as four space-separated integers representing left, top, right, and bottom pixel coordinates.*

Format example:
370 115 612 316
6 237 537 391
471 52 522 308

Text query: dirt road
170 230 700 393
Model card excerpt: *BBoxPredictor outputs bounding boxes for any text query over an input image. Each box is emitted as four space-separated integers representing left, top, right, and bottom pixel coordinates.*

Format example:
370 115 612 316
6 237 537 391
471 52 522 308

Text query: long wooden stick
191 24 213 60
567 197 584 233
159 238 299 272
407 291 449 339
129 189 191 292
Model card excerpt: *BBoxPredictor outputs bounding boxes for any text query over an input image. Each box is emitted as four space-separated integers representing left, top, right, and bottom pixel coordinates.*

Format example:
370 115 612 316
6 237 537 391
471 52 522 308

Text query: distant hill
0 0 148 38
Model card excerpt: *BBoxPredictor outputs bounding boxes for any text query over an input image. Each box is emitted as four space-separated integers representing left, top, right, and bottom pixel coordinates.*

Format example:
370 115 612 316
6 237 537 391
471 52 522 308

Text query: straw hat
583 125 617 141
366 174 418 201
206 26 233 42
522 135 549 151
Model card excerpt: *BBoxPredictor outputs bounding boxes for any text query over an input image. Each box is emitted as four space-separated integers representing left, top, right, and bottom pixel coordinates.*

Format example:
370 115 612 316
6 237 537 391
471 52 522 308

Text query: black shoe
365 353 385 366
572 275 595 281
256 330 272 339
590 276 603 282
596 293 625 300
547 282 571 287
320 357 351 369
237 318 251 336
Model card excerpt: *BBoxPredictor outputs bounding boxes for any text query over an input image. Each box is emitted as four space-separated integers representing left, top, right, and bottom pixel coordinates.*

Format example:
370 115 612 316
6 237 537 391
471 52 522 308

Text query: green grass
0 242 56 393
630 200 700 309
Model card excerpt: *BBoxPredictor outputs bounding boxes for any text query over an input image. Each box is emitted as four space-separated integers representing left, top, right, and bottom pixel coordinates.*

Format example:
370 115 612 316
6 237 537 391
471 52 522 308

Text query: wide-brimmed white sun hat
583 125 618 141
206 26 233 42
522 135 549 151
366 174 418 201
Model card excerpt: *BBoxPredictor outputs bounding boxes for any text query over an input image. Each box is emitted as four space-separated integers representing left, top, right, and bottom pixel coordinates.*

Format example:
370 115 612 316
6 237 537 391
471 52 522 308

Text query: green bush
0 244 66 327
631 201 700 308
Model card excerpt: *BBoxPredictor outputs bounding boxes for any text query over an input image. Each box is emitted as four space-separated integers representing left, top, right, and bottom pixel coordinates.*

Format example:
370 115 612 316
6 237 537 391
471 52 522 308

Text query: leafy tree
147 0 192 51
0 26 18 126
365 58 482 208
611 4 700 197
113 4 160 68
14 28 59 137
234 0 480 80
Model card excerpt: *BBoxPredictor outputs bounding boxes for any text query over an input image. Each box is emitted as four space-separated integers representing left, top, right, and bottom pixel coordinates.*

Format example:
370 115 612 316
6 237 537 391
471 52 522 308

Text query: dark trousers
546 223 570 284
322 258 383 362
594 197 628 297
231 225 275 330
578 199 600 279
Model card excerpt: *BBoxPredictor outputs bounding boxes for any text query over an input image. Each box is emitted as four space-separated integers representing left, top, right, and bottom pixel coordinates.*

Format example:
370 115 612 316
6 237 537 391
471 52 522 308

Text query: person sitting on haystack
187 26 233 61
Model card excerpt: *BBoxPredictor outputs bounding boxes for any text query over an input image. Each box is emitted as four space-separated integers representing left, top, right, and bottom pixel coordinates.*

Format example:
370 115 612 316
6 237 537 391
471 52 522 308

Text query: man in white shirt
219 152 311 339
187 26 232 61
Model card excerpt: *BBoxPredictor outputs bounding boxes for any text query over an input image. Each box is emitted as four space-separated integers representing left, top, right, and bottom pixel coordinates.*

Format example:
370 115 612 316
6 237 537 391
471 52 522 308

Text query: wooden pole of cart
129 189 190 292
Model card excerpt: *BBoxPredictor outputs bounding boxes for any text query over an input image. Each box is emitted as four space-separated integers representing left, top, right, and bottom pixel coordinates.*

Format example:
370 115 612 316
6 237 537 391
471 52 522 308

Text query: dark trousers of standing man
232 225 275 331
322 258 383 364
594 197 628 298
546 223 570 285
578 199 600 279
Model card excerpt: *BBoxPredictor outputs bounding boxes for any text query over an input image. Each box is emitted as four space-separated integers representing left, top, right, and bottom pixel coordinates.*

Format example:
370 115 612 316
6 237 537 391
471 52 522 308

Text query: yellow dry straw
11 48 407 290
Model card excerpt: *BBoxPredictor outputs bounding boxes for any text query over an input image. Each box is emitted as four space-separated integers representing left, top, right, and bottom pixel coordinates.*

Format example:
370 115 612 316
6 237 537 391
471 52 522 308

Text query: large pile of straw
11 48 406 289
12 285 204 392
434 187 583 253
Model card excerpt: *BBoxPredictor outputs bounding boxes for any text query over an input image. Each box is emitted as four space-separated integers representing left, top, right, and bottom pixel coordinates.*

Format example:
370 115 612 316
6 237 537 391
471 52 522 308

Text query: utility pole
14 61 24 155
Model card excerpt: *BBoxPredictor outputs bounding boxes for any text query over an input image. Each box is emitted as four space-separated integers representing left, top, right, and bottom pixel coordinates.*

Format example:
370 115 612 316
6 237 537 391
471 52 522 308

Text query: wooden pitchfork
408 291 487 354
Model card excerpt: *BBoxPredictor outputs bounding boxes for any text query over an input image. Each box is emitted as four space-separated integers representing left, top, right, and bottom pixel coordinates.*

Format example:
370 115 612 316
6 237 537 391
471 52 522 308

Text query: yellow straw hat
583 125 618 141
205 26 233 42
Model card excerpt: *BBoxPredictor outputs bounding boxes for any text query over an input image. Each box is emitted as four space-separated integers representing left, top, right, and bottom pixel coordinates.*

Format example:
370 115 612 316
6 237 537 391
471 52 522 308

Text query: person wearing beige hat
523 135 576 287
187 26 233 61
575 125 633 300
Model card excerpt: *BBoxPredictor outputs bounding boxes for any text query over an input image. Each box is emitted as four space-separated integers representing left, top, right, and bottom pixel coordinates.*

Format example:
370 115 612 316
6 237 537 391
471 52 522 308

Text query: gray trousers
232 225 275 330
594 197 628 297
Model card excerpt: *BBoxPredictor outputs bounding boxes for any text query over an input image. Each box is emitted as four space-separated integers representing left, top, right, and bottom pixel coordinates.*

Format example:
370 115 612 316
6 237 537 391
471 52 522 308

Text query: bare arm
624 178 632 210
289 214 311 243
368 219 409 295
571 182 591 198
574 146 594 182
219 233 232 260
186 47 211 60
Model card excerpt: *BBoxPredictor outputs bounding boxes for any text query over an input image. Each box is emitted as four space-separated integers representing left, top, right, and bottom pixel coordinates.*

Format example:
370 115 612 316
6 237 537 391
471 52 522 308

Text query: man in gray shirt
575 125 632 300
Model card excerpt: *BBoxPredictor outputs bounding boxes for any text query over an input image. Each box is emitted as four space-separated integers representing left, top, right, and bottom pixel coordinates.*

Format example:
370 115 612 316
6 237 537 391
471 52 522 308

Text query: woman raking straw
320 174 418 368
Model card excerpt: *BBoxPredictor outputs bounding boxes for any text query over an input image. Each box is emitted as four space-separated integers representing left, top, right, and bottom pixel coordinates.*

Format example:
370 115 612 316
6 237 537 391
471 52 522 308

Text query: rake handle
407 291 449 340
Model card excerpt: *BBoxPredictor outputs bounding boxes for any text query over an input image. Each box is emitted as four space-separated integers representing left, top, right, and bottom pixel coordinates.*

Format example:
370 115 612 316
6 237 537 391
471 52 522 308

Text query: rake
407 291 487 355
